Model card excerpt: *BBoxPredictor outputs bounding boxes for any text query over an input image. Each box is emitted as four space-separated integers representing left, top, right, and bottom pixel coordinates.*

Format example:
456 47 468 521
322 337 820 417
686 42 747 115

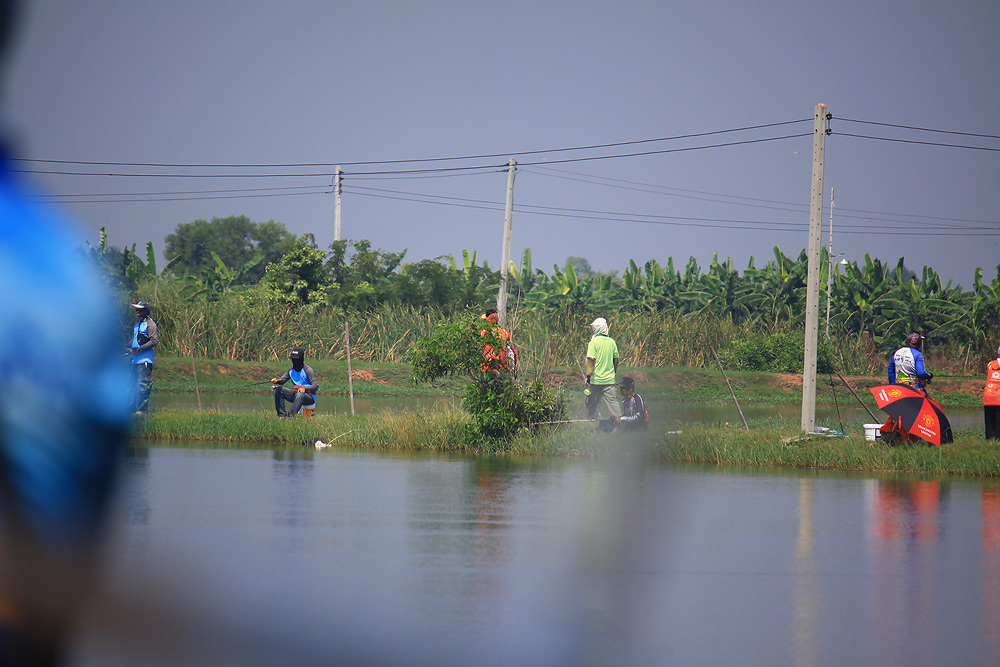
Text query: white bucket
863 423 883 442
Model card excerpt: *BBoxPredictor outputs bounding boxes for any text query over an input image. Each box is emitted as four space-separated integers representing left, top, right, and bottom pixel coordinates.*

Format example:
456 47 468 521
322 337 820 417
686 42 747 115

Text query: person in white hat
584 317 621 425
128 300 158 414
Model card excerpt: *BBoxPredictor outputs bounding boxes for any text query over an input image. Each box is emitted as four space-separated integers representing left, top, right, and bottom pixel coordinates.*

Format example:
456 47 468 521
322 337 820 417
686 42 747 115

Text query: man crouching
271 348 319 417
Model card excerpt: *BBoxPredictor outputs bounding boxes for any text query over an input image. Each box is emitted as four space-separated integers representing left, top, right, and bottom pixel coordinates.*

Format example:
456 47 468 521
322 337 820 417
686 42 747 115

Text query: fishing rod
530 419 594 425
229 380 277 390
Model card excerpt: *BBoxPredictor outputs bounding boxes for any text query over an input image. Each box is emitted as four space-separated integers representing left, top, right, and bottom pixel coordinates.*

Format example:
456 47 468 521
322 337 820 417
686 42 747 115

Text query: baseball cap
131 301 149 309
289 348 305 360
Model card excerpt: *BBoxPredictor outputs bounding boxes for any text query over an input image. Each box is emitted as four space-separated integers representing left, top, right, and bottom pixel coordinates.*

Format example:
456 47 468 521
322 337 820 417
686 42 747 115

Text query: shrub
725 331 835 374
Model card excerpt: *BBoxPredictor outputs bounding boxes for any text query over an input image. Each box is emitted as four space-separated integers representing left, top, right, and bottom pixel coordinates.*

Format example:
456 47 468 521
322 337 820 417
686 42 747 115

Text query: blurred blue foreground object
0 148 132 663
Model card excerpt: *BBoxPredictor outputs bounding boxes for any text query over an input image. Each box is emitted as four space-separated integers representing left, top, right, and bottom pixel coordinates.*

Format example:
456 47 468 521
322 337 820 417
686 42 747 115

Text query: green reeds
658 425 1000 477
134 410 1000 476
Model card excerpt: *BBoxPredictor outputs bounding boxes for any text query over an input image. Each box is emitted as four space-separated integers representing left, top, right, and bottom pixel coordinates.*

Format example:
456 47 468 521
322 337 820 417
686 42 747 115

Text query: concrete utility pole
825 186 835 340
333 165 343 241
496 157 516 327
801 103 828 433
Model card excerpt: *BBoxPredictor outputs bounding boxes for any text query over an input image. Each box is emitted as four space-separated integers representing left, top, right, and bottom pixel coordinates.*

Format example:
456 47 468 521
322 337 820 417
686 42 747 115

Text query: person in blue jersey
128 301 158 414
888 332 933 393
271 348 319 417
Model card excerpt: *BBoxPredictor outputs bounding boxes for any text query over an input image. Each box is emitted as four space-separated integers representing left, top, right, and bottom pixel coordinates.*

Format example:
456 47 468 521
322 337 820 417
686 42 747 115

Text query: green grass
133 409 1000 477
658 425 1000 477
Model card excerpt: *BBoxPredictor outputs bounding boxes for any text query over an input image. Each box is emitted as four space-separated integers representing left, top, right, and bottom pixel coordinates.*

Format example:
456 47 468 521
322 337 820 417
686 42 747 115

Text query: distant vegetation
85 217 1000 375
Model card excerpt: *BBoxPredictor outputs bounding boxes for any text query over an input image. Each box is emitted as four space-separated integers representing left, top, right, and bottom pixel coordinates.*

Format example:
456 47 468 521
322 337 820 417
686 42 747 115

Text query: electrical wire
521 165 1000 228
11 118 811 169
835 132 1000 152
13 132 811 179
34 184 331 198
42 190 331 204
836 117 1000 141
342 185 1000 235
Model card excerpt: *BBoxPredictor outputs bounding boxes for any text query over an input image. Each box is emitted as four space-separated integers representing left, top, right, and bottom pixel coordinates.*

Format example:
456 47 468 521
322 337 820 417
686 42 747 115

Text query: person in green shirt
584 317 622 425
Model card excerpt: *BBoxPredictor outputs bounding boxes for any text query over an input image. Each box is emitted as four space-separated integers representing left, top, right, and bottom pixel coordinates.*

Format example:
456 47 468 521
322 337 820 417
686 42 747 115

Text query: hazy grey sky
5 0 999 287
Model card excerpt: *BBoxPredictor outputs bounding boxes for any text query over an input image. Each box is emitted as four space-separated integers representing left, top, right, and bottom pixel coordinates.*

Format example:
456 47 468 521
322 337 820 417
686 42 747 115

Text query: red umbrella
868 384 953 446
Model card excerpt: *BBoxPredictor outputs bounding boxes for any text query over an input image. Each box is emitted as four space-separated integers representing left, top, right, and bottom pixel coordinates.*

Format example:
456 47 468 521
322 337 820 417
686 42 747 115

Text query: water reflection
981 486 1000 663
866 480 947 664
793 478 818 667
77 444 1000 665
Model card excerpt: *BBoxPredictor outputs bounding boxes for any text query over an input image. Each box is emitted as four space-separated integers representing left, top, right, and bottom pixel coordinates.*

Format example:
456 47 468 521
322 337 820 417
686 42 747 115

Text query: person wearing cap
983 346 1000 439
617 377 648 431
128 300 159 414
271 348 319 417
888 332 933 393
479 308 518 376
584 317 621 424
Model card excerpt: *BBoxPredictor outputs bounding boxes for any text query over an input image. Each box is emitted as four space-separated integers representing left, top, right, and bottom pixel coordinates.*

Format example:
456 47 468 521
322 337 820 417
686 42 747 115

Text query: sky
4 0 999 288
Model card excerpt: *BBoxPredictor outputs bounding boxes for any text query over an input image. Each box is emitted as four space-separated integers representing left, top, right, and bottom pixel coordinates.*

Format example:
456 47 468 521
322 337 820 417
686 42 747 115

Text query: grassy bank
150 356 986 410
133 410 1000 477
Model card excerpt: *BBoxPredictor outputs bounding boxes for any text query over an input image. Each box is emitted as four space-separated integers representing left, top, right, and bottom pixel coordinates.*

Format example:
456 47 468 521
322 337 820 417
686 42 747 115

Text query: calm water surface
72 441 1000 666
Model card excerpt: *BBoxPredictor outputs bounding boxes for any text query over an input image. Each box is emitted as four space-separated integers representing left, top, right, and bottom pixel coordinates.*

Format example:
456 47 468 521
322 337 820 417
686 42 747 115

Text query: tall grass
138 284 890 375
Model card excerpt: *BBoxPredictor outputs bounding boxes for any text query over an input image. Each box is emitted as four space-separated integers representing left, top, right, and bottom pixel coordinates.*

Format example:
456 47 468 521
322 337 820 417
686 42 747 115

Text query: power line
13 132 811 179
343 185 1000 235
12 118 811 169
42 190 331 204
521 165 1000 228
34 184 331 198
511 133 812 168
836 132 1000 152
837 117 1000 141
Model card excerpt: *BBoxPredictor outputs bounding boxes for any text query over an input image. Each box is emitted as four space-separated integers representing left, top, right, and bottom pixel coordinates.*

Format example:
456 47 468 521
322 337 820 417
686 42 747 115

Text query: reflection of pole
826 186 834 340
496 158 516 327
345 320 355 416
711 345 749 430
801 103 827 434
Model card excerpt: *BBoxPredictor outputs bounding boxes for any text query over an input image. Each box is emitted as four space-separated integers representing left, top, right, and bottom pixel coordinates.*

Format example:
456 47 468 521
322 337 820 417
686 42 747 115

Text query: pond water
72 442 1000 665
151 391 985 434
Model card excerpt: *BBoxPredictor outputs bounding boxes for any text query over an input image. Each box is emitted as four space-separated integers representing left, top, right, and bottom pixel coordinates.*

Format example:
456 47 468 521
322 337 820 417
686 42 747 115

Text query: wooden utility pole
496 158 516 327
333 165 343 241
801 103 828 433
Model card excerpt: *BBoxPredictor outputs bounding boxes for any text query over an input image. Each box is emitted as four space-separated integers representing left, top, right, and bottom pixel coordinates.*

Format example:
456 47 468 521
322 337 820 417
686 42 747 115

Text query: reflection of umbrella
868 384 953 446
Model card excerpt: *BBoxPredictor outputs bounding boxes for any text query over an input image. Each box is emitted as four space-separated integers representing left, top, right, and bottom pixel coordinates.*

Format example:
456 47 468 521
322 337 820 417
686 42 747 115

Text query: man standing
617 377 648 431
888 332 933 393
129 301 158 414
271 348 319 417
584 317 621 424
479 309 518 376
983 346 1000 440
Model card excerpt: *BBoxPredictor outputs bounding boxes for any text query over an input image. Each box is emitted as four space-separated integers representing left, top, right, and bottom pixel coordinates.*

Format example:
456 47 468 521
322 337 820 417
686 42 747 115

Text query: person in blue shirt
888 332 933 393
271 348 319 417
128 301 158 414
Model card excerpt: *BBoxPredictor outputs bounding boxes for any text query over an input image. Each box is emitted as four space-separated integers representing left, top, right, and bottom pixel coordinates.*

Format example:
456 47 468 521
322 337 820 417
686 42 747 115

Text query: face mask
292 359 304 371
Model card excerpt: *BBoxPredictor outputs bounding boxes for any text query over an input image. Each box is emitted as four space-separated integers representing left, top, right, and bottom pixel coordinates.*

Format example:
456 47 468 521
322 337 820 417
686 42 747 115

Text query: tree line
83 215 1000 370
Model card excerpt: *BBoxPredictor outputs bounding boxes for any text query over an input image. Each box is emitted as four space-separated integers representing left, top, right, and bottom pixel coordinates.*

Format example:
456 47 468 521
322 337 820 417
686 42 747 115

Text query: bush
725 331 835 374
411 314 567 446
463 374 566 447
